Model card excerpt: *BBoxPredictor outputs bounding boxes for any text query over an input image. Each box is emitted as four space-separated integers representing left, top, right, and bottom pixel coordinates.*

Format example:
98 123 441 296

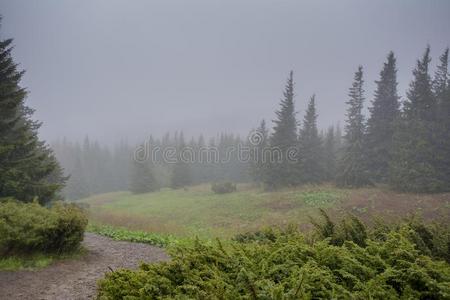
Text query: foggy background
1 0 449 144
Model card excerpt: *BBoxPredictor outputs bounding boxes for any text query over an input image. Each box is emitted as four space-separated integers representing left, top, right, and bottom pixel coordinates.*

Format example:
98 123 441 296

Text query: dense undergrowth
97 212 450 299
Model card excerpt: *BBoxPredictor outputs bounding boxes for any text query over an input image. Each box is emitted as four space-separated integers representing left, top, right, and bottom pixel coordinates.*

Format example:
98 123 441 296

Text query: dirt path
0 233 169 300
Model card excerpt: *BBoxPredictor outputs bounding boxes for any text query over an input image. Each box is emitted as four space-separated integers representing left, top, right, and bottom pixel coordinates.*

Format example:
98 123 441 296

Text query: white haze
1 0 449 144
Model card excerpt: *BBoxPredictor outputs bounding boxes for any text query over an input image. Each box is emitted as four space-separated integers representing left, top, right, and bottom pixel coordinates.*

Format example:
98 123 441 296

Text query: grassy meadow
81 184 450 239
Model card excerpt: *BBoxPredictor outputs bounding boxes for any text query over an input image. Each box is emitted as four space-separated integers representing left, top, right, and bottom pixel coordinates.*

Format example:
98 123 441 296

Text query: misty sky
1 0 450 144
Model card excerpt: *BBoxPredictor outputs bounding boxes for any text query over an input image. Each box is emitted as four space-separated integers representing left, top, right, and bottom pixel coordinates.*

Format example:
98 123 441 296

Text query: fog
1 0 449 143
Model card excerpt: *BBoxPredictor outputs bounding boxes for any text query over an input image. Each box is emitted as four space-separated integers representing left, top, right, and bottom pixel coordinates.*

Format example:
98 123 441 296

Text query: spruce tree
403 47 436 122
390 47 445 192
334 123 343 151
65 155 90 200
365 52 400 183
432 48 449 102
433 48 450 190
249 119 269 184
129 159 159 194
171 161 192 189
437 85 450 189
0 25 65 204
196 134 209 183
323 126 337 181
336 66 370 187
171 133 192 189
298 95 324 183
267 71 298 188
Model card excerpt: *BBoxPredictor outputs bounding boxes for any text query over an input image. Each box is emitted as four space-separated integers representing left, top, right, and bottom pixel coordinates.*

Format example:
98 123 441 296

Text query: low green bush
0 200 88 256
97 216 450 299
211 182 237 194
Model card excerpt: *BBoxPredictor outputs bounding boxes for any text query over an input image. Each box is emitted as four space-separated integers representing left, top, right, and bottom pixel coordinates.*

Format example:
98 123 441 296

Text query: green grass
87 223 191 247
0 255 53 271
0 248 86 271
81 184 450 240
81 184 345 239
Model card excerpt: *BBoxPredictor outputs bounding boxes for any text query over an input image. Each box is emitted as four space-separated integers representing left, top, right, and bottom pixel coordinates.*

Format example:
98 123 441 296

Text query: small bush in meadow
0 200 88 256
211 182 237 194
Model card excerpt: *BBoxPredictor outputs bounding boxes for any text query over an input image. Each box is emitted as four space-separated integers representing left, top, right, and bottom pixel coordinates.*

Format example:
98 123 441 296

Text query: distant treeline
52 133 253 199
54 46 450 199
52 138 130 200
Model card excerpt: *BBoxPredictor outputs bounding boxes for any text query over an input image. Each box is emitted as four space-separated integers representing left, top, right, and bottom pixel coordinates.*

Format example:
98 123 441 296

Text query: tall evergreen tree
403 47 436 122
171 133 192 189
298 95 324 183
249 119 269 184
334 123 343 151
436 85 450 190
323 126 337 181
129 159 159 194
65 155 90 199
433 48 450 190
0 24 65 204
432 48 449 102
336 66 370 187
365 52 400 182
267 71 298 188
390 47 445 192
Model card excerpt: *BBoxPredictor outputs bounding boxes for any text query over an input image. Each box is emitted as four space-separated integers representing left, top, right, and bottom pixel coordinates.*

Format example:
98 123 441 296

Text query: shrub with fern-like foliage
97 214 450 299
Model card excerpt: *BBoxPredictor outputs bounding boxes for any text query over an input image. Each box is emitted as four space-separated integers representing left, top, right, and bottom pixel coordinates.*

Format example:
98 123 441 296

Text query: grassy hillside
81 184 450 239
